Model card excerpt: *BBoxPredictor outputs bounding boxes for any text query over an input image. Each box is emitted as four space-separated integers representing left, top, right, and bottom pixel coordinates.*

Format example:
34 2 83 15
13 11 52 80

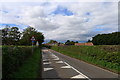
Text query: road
42 48 119 80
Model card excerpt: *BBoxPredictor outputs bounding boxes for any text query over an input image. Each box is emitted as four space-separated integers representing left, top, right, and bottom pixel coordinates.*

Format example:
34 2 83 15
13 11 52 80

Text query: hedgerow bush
2 46 37 78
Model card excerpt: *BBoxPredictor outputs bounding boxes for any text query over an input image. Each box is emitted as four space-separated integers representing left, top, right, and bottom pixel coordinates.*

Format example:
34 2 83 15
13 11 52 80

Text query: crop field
2 46 41 78
51 45 119 74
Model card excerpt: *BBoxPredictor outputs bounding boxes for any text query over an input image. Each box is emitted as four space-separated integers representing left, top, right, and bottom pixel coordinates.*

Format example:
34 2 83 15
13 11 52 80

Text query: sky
0 0 118 43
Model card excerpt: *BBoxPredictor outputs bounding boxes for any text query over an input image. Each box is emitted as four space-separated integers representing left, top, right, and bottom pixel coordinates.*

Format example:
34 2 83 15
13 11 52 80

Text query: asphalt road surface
42 48 119 80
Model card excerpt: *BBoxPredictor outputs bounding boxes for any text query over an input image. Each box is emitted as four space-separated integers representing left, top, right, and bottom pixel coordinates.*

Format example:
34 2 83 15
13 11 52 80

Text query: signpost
31 36 35 53
31 36 35 46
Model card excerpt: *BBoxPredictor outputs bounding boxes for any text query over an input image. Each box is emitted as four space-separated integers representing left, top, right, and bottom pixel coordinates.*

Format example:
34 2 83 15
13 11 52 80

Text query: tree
9 27 21 45
65 40 75 45
20 26 44 46
92 32 120 45
87 39 92 42
2 26 10 45
2 26 21 45
70 41 75 45
48 40 57 43
65 40 71 45
75 41 78 43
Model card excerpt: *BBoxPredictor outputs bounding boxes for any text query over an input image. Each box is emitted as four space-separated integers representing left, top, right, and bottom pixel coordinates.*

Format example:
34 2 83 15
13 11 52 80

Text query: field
2 46 42 78
51 45 119 74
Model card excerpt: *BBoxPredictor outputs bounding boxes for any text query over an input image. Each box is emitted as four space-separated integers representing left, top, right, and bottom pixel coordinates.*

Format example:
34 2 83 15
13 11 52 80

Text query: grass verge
51 45 119 74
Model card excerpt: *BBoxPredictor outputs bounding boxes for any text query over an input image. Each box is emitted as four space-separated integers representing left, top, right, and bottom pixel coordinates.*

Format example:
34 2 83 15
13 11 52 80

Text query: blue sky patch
41 2 50 6
51 6 73 16
0 23 29 29
85 12 91 16
16 16 20 18
2 10 8 13
0 24 19 27
94 28 104 31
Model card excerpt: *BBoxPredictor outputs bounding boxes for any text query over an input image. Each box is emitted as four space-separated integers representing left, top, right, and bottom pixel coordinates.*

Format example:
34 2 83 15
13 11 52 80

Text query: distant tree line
89 32 120 45
48 40 58 44
1 25 44 46
47 40 78 45
65 40 78 45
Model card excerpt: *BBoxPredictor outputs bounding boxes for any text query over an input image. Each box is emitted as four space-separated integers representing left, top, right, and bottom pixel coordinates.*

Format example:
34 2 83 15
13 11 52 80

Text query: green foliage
51 45 119 73
48 40 58 43
2 26 21 45
1 26 44 46
65 40 75 45
2 46 39 78
20 26 44 46
9 48 41 78
75 41 78 43
87 39 92 42
92 32 120 45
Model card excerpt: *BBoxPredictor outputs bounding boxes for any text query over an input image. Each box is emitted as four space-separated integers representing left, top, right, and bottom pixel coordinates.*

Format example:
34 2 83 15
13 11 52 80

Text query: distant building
75 42 93 46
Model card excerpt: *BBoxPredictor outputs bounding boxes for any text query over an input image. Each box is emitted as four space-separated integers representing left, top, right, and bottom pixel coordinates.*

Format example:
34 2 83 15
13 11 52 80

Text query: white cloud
0 0 119 2
0 2 118 42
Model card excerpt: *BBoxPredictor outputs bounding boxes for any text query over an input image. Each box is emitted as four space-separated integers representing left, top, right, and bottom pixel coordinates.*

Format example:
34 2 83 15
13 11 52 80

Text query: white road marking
49 51 90 80
56 61 64 63
71 74 85 78
61 66 71 68
43 59 49 62
44 68 54 71
51 55 58 58
43 62 51 65
53 55 57 57
51 55 57 57
50 52 59 59
53 58 59 60
52 57 59 59
64 62 91 80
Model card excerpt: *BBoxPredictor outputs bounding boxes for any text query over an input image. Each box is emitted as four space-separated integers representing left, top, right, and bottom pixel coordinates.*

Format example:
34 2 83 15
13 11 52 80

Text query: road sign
32 40 35 43
31 36 36 47
31 36 35 41
36 41 39 46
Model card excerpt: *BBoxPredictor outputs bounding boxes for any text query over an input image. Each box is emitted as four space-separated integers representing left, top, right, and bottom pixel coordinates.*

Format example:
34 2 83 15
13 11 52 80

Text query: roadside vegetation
1 26 44 46
89 32 120 45
1 25 44 78
2 46 41 78
51 45 119 74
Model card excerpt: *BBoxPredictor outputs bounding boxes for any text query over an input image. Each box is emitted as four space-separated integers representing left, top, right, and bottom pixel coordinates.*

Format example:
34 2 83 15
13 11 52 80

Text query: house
75 42 93 46
85 42 93 46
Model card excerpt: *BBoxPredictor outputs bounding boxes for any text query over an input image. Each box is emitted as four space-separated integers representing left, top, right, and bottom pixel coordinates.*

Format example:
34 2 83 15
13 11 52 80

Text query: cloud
0 2 118 42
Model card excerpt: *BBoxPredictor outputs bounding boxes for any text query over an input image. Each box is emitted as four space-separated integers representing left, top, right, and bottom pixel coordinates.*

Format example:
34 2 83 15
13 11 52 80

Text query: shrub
2 46 37 78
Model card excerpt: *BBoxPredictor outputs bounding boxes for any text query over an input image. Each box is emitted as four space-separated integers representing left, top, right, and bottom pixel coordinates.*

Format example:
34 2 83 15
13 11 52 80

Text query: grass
51 45 119 74
9 47 41 78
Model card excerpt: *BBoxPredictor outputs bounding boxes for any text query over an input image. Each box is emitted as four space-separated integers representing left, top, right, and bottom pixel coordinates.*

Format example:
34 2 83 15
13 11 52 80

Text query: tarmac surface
42 48 119 80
